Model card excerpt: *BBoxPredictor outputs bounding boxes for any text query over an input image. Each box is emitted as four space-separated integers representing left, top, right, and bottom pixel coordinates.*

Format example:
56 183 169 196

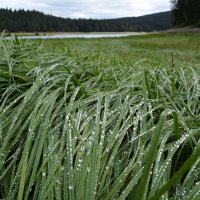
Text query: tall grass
0 34 200 200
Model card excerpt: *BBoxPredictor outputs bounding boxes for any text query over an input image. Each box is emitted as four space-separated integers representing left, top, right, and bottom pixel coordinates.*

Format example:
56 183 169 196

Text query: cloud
0 0 170 19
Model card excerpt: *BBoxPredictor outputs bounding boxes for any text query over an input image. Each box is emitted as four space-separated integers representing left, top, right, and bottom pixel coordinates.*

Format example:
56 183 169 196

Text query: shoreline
8 32 147 37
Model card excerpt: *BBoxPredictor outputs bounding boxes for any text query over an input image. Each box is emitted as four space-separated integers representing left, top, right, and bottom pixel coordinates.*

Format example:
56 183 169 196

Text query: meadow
0 32 200 200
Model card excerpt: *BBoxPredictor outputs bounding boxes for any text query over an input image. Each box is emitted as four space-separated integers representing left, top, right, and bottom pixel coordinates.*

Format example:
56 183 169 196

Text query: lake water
18 33 136 39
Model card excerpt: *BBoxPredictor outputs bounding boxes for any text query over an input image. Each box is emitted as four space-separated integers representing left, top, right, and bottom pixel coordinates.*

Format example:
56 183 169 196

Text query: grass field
0 33 200 200
41 33 200 67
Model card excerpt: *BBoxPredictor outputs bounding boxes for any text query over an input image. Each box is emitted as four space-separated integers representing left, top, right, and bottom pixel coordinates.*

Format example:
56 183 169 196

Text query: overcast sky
0 0 170 19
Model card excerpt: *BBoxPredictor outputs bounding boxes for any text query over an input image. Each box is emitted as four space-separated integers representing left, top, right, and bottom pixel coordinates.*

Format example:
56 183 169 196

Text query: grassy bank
41 32 200 69
0 33 200 200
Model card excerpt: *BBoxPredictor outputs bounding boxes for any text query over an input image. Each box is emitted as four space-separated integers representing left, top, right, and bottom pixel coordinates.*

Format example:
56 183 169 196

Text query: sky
0 0 170 19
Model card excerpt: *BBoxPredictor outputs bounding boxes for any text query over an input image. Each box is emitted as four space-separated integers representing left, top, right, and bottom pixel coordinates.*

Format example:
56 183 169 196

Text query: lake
17 33 142 39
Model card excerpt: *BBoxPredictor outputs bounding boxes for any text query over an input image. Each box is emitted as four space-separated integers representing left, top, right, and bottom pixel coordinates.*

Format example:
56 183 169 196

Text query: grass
0 32 200 200
40 33 200 68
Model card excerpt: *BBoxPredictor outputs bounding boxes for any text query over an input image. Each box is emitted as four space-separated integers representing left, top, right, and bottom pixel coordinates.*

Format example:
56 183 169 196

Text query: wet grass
40 33 200 67
0 33 200 200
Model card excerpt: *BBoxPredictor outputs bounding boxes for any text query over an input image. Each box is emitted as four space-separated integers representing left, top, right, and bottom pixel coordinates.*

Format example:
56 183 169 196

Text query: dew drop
69 186 73 190
87 167 91 172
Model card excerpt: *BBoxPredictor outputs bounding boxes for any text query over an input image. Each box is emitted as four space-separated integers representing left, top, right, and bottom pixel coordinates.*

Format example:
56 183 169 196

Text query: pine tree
170 0 200 26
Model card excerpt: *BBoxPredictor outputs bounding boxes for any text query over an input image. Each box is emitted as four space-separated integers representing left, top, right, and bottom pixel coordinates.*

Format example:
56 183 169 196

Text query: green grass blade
173 111 179 139
149 144 200 200
135 110 168 200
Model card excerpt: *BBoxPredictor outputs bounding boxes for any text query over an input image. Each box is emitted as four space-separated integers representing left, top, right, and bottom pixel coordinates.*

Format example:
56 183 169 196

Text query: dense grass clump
0 35 200 200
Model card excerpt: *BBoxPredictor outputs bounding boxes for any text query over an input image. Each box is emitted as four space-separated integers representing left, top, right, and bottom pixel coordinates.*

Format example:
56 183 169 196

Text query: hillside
0 8 172 32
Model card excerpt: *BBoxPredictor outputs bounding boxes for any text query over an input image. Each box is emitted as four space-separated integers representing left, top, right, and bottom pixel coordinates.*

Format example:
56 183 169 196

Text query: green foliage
0 34 200 199
171 0 200 26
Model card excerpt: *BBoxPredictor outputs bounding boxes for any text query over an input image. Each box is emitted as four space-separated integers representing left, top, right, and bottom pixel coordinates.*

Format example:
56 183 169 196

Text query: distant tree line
170 0 200 26
0 9 172 32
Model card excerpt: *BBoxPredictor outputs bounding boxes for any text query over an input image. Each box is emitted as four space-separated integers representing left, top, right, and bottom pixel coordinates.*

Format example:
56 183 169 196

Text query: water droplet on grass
69 185 73 190
87 167 91 172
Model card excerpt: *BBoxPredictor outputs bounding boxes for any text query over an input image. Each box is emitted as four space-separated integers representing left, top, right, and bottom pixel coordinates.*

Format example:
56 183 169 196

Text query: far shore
3 29 200 38
8 32 147 36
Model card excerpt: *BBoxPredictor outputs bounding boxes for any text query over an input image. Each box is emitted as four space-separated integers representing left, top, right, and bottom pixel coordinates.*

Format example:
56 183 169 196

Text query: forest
0 8 172 32
171 0 200 26
1 0 200 33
